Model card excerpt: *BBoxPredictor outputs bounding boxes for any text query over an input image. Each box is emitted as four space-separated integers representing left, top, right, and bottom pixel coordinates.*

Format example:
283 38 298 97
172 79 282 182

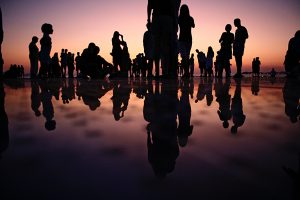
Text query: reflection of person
0 80 9 158
177 79 193 147
231 79 246 133
39 81 56 131
215 79 232 129
31 80 41 117
29 36 39 78
146 80 179 178
283 79 300 123
251 76 260 96
233 18 248 78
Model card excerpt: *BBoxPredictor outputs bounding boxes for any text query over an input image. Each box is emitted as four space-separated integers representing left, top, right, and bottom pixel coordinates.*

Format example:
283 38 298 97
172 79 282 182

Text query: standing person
147 0 181 78
111 31 125 73
196 49 206 77
38 23 53 78
60 49 68 78
143 22 155 78
189 53 194 77
219 24 234 77
178 4 195 78
75 52 81 77
67 52 74 78
233 18 248 78
29 36 39 78
284 30 300 77
206 46 214 77
0 7 3 78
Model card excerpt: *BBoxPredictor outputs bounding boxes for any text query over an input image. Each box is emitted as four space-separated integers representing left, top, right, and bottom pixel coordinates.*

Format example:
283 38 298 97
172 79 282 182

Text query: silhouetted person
111 31 125 73
189 53 194 77
206 47 214 77
252 57 261 76
178 4 195 78
215 78 232 129
0 80 9 158
75 52 82 77
283 154 300 200
147 0 181 77
38 23 53 78
61 49 68 78
144 22 155 77
0 7 3 78
219 24 234 77
67 52 74 78
231 79 246 134
196 49 206 77
50 52 61 78
233 18 248 78
284 30 300 77
270 68 277 78
121 42 131 77
177 79 193 147
31 80 41 117
29 36 39 78
283 78 300 123
39 81 56 131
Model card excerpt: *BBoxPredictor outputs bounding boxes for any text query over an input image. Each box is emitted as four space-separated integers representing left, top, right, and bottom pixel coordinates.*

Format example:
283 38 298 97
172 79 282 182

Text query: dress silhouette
38 23 53 78
219 24 234 77
178 4 195 78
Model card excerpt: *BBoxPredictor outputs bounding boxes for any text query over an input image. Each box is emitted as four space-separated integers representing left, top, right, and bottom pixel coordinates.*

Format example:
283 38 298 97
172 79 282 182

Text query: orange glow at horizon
1 0 300 74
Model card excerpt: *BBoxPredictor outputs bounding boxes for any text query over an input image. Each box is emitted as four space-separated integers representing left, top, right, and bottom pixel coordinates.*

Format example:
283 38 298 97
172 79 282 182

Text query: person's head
231 125 238 134
146 22 152 31
95 46 100 55
295 30 300 38
113 31 120 39
223 121 229 129
208 46 213 52
45 120 56 131
32 36 38 43
196 49 199 53
191 53 194 58
41 23 53 35
77 52 80 56
65 49 68 53
61 49 64 52
179 4 190 17
234 18 241 27
225 24 232 32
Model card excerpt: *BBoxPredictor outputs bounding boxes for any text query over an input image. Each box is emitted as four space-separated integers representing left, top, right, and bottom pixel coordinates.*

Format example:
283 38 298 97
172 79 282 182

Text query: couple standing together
146 0 248 78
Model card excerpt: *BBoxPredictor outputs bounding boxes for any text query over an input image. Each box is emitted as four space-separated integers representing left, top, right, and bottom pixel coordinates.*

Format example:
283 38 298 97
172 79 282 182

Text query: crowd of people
0 3 299 80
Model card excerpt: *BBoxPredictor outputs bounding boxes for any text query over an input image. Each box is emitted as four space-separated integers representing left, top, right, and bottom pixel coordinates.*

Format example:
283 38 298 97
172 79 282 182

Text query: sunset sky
1 0 300 73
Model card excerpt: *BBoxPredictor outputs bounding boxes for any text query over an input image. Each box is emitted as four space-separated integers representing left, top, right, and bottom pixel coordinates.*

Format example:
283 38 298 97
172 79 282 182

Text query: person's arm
147 0 153 23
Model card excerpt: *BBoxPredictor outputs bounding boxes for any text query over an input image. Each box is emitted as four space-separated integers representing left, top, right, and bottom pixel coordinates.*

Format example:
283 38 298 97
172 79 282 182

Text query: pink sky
1 0 300 73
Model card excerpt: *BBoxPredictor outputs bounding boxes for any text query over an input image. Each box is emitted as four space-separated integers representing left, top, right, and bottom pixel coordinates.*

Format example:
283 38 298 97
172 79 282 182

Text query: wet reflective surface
0 77 300 200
